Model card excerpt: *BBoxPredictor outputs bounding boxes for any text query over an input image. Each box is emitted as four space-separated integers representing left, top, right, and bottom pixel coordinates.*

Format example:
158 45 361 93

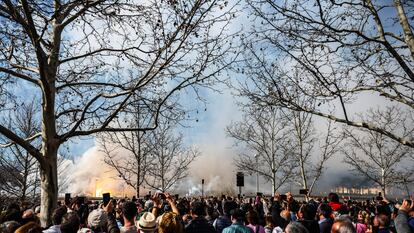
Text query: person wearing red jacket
328 193 348 215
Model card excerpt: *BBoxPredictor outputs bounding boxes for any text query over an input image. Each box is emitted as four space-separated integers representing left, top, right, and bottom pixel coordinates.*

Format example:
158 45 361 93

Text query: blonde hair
157 212 183 233
358 210 370 225
15 222 42 233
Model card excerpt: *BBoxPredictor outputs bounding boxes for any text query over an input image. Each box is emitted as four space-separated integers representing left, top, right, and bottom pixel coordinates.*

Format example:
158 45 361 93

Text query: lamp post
201 179 205 197
254 154 259 193
95 178 99 197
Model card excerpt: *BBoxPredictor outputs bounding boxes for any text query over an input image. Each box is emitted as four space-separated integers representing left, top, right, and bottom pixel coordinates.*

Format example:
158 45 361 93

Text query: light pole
254 154 259 193
95 178 99 197
201 179 205 197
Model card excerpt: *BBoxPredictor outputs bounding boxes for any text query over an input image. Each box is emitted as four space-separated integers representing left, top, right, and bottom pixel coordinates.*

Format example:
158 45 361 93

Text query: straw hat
137 212 157 231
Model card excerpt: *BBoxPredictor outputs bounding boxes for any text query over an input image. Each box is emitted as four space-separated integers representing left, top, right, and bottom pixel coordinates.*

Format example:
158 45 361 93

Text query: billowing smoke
64 146 134 197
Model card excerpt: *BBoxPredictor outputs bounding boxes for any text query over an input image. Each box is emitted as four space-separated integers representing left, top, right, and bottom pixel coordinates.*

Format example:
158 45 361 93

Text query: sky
55 0 414 197
1 0 413 198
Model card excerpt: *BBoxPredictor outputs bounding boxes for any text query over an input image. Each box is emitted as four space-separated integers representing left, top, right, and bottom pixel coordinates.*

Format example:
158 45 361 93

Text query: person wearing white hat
137 212 157 233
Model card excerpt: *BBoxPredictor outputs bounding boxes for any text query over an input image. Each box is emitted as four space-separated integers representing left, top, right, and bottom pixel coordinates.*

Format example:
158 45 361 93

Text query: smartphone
65 193 71 205
159 193 166 200
103 193 110 206
299 189 309 195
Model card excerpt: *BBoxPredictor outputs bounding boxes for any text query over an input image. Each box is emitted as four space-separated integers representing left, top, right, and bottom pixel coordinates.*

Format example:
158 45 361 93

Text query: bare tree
227 106 295 193
98 106 152 198
98 93 186 197
238 0 414 148
285 108 341 198
342 106 414 198
0 101 40 202
145 122 199 192
0 0 238 225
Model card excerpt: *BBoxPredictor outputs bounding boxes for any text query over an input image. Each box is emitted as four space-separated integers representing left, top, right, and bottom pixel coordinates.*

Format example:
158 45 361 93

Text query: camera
159 193 166 200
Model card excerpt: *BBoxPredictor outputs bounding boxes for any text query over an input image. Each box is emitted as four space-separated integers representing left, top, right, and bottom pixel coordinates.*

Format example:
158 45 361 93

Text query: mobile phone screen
103 193 110 206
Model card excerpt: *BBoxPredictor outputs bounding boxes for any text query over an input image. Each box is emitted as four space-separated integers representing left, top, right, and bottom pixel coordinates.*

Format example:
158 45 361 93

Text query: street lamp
254 154 259 193
95 178 99 197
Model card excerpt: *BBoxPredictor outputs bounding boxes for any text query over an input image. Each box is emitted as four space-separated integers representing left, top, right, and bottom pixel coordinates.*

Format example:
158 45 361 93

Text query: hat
87 209 108 229
137 212 157 231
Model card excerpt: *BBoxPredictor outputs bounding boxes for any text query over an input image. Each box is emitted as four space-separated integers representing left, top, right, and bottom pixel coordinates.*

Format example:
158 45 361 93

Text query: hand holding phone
103 193 110 206
159 193 166 200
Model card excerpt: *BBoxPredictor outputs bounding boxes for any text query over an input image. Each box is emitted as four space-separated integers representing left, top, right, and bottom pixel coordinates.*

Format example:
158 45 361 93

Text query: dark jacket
213 215 232 233
185 216 216 233
107 213 120 233
319 218 333 233
297 219 320 233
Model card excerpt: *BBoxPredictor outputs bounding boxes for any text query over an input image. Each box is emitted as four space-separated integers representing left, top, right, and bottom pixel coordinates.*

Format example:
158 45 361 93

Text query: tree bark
381 168 386 198
272 170 276 194
394 0 414 60
39 147 58 227
39 69 58 227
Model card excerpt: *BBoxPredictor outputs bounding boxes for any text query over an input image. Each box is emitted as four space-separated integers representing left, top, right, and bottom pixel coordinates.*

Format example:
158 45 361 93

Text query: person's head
0 221 21 233
230 208 244 223
280 209 291 222
144 200 154 210
22 208 35 219
157 212 183 233
87 209 108 232
52 206 68 225
329 193 340 203
176 201 189 216
372 215 379 227
190 201 206 217
331 219 356 233
206 205 215 217
122 201 138 222
298 204 317 220
15 222 42 233
265 215 274 228
335 214 353 224
318 203 332 219
60 212 80 233
286 192 294 202
357 210 368 224
21 209 39 225
246 210 259 225
377 213 390 228
137 212 157 233
285 222 309 233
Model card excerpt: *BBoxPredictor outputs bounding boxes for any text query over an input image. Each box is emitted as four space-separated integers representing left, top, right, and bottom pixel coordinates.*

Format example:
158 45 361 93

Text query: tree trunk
380 168 386 198
394 0 414 60
381 185 386 199
272 172 276 194
39 153 58 227
39 149 58 227
137 130 141 198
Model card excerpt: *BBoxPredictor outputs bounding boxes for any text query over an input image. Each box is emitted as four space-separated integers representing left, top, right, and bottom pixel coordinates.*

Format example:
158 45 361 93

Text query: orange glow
92 177 135 197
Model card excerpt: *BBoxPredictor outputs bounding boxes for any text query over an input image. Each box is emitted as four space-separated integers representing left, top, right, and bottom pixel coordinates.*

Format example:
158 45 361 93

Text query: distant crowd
0 192 413 233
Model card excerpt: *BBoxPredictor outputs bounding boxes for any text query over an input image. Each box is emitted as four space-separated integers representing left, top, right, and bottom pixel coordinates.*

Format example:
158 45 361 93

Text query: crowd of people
0 192 413 233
